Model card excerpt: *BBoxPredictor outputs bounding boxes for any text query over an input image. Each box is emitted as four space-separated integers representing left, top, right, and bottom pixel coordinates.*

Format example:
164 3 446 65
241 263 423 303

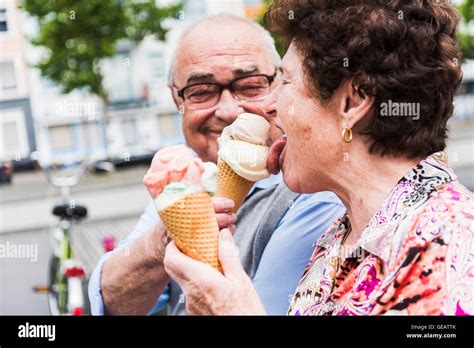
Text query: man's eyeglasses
174 72 277 110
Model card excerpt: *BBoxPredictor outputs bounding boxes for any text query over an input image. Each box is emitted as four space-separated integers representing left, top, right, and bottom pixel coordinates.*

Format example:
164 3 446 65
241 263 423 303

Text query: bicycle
32 157 92 315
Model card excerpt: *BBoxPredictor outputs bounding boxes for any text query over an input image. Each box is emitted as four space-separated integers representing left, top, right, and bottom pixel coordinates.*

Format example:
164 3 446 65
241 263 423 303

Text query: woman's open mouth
267 134 287 175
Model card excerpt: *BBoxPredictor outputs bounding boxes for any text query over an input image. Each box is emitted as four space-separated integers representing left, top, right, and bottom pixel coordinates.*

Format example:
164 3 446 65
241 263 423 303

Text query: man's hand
102 221 171 315
212 197 236 234
163 229 266 315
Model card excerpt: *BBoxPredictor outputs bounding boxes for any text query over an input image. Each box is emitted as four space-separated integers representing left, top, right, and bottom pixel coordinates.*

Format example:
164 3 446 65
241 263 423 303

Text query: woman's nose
262 88 278 119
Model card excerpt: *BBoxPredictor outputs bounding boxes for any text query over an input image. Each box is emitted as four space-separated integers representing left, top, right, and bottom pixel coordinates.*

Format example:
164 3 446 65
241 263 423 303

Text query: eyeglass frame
173 71 278 108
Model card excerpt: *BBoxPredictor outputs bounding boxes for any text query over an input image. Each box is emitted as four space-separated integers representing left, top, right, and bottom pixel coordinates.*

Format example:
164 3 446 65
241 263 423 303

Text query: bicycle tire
47 254 68 315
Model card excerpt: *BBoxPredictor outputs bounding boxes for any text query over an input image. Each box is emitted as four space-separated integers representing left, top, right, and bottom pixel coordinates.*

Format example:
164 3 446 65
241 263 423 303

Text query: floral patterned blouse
288 152 474 315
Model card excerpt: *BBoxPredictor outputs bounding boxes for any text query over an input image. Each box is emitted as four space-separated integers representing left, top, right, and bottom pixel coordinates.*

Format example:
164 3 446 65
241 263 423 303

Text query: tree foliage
256 0 285 58
20 0 182 100
459 0 474 60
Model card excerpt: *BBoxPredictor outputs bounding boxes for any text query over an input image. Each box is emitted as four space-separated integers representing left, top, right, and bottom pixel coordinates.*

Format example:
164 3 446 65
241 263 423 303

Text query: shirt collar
250 172 282 193
316 152 456 262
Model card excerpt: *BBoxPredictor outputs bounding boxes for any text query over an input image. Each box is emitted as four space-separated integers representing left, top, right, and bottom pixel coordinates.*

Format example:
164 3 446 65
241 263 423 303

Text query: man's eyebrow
233 65 259 76
185 72 214 85
183 65 263 86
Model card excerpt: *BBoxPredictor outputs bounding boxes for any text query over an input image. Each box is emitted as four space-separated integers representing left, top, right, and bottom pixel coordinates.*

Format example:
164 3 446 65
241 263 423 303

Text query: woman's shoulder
393 179 474 315
388 179 473 266
420 179 474 231
398 179 472 239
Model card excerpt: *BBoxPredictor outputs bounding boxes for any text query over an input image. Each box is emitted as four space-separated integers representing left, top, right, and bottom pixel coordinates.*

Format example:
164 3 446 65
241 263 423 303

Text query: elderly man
88 14 344 315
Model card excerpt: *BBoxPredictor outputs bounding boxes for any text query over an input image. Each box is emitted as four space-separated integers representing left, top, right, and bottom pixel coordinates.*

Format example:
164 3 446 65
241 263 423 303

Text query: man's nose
214 90 244 123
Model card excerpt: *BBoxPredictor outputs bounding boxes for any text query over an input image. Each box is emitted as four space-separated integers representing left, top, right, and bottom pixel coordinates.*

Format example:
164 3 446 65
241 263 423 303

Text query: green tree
459 0 474 60
20 0 182 100
256 0 285 57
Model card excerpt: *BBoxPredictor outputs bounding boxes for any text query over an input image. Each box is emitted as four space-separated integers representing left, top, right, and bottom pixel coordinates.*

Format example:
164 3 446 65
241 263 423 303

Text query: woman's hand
212 197 236 234
164 228 266 315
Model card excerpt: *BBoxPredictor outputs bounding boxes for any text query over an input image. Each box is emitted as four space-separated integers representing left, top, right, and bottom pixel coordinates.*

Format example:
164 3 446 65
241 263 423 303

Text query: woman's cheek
276 92 293 130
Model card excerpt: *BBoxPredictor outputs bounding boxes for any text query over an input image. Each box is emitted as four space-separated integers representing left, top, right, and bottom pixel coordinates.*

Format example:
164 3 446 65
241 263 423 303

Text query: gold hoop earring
341 127 353 143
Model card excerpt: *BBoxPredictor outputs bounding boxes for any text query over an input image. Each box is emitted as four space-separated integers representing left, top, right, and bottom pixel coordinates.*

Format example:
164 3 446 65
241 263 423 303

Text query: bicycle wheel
47 254 68 315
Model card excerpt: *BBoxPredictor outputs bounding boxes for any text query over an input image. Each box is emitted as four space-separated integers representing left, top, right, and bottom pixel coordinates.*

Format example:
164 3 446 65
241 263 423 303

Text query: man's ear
338 80 374 129
168 84 184 114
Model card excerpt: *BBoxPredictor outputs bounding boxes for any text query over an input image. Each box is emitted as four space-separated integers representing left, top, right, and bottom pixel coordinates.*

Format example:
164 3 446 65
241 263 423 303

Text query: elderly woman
164 0 473 315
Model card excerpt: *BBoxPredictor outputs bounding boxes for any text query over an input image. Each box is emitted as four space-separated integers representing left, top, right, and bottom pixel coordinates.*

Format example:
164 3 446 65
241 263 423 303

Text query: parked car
0 161 13 184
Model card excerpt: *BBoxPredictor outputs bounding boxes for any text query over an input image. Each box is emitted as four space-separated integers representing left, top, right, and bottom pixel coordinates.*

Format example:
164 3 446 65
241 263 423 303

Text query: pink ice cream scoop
143 145 205 198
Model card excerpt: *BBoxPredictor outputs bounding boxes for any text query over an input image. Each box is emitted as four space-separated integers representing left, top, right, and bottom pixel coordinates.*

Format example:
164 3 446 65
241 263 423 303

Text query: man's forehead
175 46 271 85
173 22 274 84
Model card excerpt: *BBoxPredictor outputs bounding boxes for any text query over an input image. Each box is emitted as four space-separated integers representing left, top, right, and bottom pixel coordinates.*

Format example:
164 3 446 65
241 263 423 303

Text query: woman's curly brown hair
265 0 463 159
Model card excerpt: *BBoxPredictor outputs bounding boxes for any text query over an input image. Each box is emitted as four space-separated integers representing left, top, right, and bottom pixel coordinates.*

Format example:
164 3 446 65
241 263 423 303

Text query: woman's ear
338 80 374 129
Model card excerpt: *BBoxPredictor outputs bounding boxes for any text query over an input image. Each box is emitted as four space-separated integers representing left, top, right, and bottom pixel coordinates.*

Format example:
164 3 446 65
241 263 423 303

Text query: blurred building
447 60 474 188
101 0 265 163
11 0 266 167
0 0 36 166
5 0 473 178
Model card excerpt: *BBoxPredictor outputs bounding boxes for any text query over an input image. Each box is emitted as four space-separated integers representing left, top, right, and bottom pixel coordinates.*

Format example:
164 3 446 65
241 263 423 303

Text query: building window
106 52 135 102
50 125 75 152
0 109 28 160
1 121 21 157
148 52 165 80
0 60 17 91
122 119 138 146
158 112 182 145
81 122 102 149
183 0 206 19
0 8 8 32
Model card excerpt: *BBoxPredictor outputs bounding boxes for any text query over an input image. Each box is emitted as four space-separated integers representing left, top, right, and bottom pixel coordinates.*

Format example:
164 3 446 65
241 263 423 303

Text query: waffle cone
159 191 221 271
216 159 254 213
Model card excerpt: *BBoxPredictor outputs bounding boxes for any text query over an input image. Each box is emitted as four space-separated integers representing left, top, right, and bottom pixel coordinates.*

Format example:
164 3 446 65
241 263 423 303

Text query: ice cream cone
216 159 254 213
159 191 221 271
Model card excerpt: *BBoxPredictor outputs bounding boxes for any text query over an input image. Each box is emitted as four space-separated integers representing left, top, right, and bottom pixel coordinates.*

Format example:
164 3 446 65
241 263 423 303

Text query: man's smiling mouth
202 126 225 137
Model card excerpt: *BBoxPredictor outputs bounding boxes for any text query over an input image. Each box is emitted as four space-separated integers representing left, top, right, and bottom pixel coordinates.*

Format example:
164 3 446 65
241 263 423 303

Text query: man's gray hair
168 14 281 85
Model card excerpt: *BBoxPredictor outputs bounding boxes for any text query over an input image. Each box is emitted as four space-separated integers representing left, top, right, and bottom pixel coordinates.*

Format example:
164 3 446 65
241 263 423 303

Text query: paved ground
0 165 152 234
0 228 51 314
0 166 152 314
0 215 138 315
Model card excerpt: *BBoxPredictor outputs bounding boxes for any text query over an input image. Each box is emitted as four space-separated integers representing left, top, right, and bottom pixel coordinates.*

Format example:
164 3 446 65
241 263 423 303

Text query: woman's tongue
267 135 287 175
